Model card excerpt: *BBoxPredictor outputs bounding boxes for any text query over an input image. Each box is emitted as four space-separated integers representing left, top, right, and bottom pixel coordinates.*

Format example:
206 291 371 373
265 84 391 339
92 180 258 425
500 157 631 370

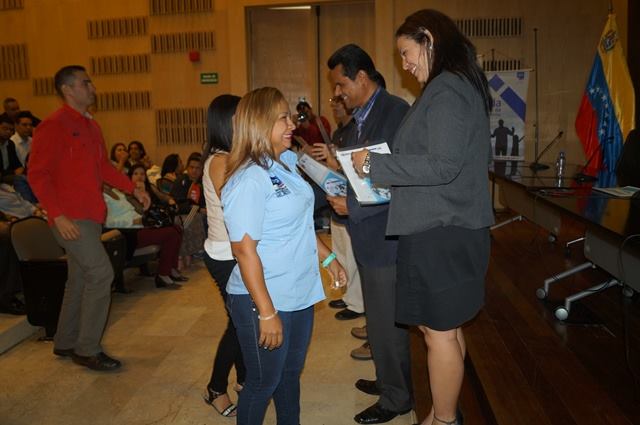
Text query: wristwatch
362 152 371 174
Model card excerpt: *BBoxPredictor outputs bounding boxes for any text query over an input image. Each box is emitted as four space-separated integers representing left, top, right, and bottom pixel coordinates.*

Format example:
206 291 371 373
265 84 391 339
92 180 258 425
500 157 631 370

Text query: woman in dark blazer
353 9 494 425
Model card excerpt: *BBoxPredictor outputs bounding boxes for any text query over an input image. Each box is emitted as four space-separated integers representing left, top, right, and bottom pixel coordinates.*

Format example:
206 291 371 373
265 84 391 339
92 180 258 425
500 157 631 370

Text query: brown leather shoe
351 325 367 340
350 342 372 360
72 352 122 371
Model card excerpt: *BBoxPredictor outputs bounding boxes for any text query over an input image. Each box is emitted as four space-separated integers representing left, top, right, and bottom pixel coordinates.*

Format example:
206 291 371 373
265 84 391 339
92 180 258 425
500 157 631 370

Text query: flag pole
533 27 540 164
608 0 613 13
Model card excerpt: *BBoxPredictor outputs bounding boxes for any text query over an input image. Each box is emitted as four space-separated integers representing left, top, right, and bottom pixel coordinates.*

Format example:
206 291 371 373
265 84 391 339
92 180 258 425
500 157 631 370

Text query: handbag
143 204 177 228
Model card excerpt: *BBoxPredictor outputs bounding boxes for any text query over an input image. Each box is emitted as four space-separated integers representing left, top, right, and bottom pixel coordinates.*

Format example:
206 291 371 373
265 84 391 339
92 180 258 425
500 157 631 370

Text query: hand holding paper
336 141 391 205
351 149 369 177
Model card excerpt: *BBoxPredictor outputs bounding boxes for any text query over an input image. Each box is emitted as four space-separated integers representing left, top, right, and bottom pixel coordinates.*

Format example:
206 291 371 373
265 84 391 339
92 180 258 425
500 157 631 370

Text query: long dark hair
396 9 492 115
128 140 147 158
161 154 181 177
110 142 127 162
203 94 241 163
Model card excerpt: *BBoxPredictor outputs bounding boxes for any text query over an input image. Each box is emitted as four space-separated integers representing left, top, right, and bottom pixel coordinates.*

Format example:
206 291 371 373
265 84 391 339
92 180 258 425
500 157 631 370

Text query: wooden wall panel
150 0 214 16
0 44 28 80
247 8 314 112
0 0 23 10
318 2 375 129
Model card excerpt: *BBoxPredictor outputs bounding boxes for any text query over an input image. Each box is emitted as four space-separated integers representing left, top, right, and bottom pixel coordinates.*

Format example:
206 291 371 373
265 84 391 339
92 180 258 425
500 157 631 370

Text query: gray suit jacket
343 88 409 267
370 71 494 235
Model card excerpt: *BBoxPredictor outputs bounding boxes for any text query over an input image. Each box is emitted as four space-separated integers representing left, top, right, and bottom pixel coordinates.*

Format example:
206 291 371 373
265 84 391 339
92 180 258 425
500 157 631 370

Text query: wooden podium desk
490 161 639 319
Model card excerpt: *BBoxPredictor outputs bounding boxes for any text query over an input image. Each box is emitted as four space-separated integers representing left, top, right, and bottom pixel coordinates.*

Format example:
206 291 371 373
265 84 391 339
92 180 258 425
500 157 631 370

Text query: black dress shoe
72 352 122 371
335 308 365 320
0 297 26 315
355 379 380 395
53 347 74 358
328 299 347 309
354 402 411 424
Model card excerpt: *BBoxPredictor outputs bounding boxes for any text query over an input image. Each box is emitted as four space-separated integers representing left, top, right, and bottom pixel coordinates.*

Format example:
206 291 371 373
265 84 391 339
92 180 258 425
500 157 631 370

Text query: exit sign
200 72 219 84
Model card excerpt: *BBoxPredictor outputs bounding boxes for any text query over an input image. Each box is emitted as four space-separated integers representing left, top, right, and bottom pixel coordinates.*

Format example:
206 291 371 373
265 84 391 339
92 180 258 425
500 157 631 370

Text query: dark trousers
228 294 313 425
136 225 181 276
203 253 246 392
52 220 114 356
358 262 413 412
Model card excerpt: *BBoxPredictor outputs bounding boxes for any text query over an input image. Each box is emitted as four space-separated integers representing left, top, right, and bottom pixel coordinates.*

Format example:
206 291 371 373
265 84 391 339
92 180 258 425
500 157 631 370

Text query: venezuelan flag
575 13 635 187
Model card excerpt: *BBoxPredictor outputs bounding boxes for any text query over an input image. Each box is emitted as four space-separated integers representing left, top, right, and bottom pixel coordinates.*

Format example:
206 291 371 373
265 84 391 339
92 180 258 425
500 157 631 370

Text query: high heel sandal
203 387 237 417
413 408 463 425
433 409 463 425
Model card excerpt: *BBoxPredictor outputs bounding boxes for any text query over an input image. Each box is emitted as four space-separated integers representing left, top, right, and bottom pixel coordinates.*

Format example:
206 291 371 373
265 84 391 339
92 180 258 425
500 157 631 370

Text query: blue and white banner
487 70 530 161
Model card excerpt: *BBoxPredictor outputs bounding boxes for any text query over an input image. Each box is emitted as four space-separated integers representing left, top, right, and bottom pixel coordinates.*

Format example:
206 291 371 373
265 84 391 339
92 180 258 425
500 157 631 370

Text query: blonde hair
225 87 288 182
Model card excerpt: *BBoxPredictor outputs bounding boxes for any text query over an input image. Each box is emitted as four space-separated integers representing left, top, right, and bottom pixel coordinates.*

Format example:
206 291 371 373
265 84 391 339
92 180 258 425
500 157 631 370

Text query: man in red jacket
29 65 150 371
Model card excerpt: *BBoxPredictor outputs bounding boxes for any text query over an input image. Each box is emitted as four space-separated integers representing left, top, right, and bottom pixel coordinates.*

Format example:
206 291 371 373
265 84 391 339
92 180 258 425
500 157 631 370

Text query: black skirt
396 225 490 330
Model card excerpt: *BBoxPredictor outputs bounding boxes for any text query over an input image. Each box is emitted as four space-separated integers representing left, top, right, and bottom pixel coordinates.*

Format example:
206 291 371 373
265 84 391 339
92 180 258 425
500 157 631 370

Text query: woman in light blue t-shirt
222 87 347 425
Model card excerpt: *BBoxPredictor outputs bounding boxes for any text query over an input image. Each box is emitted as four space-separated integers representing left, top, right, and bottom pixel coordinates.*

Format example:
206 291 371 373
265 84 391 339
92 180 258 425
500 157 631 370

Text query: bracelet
322 252 337 268
258 310 278 321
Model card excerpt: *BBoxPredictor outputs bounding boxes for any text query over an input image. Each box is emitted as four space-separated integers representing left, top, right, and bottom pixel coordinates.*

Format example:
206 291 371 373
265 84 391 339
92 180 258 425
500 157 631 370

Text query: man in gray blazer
327 44 413 424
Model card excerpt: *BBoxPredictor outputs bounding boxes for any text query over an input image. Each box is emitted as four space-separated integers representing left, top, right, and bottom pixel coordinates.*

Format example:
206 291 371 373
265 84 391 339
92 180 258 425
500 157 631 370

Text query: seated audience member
0 97 41 127
110 142 130 174
0 183 43 220
12 154 38 204
158 153 184 193
0 216 25 316
103 185 185 290
10 111 33 167
0 115 24 183
129 162 175 206
161 153 184 182
128 140 153 169
170 152 206 269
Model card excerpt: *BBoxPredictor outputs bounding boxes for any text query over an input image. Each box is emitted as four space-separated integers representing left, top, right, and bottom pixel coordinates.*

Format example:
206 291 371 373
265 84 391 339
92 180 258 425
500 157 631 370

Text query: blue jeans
227 294 313 425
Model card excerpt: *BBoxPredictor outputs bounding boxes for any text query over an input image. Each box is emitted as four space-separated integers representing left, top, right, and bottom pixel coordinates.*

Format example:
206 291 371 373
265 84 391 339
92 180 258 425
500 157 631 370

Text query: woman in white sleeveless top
201 95 245 417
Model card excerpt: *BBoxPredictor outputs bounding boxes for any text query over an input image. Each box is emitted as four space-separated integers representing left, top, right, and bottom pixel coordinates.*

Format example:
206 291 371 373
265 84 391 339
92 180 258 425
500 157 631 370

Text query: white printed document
336 141 391 205
297 153 347 197
592 186 640 198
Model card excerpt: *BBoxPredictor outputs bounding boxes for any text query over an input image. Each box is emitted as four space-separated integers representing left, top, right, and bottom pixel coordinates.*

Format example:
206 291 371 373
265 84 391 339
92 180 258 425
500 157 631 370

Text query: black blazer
343 88 409 267
0 140 22 176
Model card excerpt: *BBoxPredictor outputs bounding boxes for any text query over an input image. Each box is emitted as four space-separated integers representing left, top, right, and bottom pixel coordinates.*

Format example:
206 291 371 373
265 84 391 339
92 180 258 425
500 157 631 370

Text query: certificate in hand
336 141 391 205
297 153 347 197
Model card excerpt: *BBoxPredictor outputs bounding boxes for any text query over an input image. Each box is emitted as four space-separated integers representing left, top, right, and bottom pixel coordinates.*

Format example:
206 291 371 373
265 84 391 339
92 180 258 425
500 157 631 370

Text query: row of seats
10 216 160 337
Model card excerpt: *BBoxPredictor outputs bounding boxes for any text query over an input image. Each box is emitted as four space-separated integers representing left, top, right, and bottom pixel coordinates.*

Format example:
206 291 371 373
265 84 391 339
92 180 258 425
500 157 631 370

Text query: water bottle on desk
555 151 566 178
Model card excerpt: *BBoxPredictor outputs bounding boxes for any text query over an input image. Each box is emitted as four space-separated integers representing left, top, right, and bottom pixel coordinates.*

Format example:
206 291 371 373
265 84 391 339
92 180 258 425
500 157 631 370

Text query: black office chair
537 130 640 319
10 216 67 338
616 128 640 187
565 129 640 257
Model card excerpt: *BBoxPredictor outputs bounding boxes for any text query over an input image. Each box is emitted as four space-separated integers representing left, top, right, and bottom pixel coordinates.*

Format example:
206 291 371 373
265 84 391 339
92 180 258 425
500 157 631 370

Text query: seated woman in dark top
170 152 206 269
158 153 184 194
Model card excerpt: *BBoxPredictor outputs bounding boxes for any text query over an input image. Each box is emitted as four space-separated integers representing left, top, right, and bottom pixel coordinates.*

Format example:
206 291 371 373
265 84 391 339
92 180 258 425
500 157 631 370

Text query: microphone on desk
529 131 564 171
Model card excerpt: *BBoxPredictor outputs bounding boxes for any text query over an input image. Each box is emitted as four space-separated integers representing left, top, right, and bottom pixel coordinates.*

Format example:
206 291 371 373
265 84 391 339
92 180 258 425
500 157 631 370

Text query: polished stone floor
0 258 416 425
